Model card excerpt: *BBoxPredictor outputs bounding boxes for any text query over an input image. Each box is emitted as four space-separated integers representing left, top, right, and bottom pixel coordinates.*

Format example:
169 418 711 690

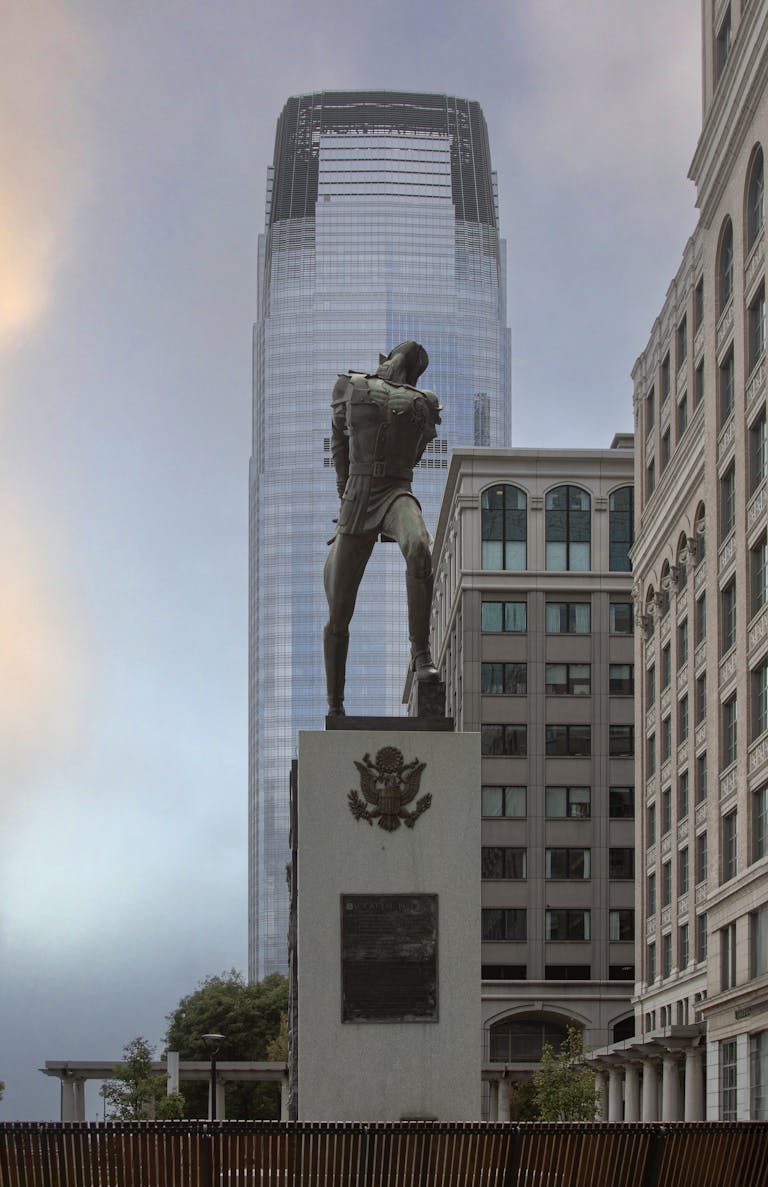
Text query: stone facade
423 441 635 1119
602 0 768 1120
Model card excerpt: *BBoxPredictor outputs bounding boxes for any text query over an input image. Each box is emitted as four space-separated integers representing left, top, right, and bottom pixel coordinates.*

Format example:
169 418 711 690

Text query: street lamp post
201 1033 225 1121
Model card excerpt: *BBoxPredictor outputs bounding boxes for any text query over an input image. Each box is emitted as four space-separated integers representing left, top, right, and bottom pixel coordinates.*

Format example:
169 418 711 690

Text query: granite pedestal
290 718 480 1121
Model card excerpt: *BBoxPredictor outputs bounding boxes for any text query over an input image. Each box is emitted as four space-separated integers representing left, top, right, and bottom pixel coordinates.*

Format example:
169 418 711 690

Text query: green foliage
506 1078 539 1122
164 970 288 1119
101 1037 184 1120
0 1080 5 1102
156 1091 186 1120
532 1027 597 1122
265 1013 288 1062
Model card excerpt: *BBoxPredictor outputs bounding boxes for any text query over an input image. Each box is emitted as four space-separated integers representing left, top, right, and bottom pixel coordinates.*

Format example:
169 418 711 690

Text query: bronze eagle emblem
347 746 431 831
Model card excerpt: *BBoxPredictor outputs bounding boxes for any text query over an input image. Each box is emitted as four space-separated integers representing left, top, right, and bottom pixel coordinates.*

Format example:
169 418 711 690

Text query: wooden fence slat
0 1127 11 1187
12 1125 24 1187
17 1125 29 1187
23 1125 33 1187
1 1126 18 1187
663 1127 697 1187
2 1119 768 1187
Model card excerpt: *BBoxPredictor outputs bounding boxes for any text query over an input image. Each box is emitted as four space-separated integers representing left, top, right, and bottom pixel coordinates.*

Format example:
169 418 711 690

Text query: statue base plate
326 713 453 732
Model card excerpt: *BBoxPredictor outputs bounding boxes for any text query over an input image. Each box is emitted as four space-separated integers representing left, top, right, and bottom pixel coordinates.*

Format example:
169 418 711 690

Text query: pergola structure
587 1025 706 1122
40 1056 288 1122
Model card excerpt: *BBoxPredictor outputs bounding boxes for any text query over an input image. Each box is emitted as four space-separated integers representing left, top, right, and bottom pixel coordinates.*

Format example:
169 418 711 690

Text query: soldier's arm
413 390 442 464
423 390 442 426
330 376 350 498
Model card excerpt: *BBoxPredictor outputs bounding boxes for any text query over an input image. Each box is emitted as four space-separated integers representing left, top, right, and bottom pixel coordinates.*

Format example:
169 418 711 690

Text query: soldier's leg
380 497 439 682
323 531 376 714
324 531 377 629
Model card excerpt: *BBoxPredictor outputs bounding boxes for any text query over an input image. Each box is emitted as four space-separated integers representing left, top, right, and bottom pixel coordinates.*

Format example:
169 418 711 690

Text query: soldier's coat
330 371 442 536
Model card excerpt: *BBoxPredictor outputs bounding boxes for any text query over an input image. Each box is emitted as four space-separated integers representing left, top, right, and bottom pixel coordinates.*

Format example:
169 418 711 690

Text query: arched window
643 586 655 639
695 504 706 563
676 533 689 591
489 1016 572 1063
660 562 671 617
609 486 634 572
644 585 655 627
613 1015 635 1042
545 486 590 571
481 485 527 570
747 146 765 252
718 217 734 315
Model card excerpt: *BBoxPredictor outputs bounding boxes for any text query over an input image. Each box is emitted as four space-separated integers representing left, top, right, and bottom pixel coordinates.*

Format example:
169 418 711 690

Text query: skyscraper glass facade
250 92 510 978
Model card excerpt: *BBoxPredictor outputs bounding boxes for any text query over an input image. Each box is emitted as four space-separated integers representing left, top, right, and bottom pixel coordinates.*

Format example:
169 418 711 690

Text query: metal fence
1 1120 767 1187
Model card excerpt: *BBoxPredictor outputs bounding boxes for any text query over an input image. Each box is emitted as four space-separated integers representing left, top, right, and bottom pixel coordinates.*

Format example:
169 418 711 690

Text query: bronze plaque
341 894 438 1023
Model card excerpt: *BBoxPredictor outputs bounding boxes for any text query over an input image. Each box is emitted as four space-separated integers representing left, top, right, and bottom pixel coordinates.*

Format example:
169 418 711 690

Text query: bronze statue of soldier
323 341 441 717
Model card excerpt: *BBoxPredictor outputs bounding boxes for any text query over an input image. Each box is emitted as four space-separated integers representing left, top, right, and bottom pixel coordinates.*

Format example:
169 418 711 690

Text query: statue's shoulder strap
348 374 376 403
331 374 354 407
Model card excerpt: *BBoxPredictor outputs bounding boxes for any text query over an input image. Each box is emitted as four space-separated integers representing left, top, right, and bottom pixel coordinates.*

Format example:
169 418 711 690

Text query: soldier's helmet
378 341 429 386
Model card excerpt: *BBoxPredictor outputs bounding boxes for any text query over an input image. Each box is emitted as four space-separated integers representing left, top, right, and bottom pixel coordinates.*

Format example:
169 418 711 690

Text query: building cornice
699 974 768 1024
688 3 768 223
432 445 635 572
632 234 703 403
633 418 706 576
701 855 768 922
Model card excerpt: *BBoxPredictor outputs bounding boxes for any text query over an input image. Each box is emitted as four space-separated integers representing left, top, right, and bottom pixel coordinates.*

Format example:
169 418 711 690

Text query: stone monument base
290 721 480 1121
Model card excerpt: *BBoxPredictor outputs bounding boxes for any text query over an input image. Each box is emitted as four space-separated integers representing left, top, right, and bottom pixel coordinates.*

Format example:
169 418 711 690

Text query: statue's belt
349 461 413 481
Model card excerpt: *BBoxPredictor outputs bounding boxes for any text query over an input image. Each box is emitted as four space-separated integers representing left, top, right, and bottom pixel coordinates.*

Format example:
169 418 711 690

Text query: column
624 1065 641 1122
280 1075 289 1121
61 1077 76 1122
73 1080 86 1122
594 1070 608 1121
167 1051 180 1095
641 1060 659 1122
608 1067 624 1121
661 1055 680 1122
498 1078 510 1123
684 1046 704 1121
215 1078 226 1121
488 1080 499 1122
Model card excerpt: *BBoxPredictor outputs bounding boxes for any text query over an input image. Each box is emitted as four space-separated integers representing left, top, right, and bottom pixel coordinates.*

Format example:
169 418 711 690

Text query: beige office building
426 440 635 1119
590 0 768 1121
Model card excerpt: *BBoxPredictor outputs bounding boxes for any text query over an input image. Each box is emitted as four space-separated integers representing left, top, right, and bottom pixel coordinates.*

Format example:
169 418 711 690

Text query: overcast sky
0 0 701 1119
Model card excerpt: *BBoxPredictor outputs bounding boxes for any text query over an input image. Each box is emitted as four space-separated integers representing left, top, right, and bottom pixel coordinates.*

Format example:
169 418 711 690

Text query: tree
266 1013 288 1062
506 1078 538 1122
164 970 288 1119
101 1037 185 1120
532 1027 597 1122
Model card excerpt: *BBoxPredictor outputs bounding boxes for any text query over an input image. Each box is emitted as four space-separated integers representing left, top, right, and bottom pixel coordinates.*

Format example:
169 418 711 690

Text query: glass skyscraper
250 92 510 978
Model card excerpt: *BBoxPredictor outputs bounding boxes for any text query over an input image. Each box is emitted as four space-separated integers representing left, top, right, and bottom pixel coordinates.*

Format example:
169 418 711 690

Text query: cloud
0 5 94 799
0 1 95 349
512 0 700 198
0 498 88 801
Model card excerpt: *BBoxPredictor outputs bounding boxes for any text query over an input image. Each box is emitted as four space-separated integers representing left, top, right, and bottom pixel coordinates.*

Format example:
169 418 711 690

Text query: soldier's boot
406 573 440 683
323 625 349 715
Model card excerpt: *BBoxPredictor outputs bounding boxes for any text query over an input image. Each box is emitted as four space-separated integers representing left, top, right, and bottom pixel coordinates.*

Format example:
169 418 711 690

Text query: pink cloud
0 498 88 800
0 1 96 349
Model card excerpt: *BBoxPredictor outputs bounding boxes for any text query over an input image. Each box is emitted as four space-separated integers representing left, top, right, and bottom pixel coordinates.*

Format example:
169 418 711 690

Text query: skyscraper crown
270 91 497 228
